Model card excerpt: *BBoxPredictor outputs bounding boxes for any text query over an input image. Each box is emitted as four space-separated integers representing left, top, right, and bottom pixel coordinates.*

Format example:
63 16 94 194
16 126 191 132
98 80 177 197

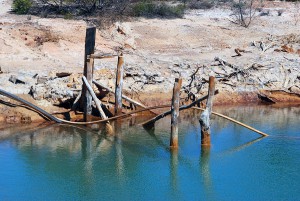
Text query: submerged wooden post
82 26 96 122
200 76 215 146
170 78 182 149
115 53 124 116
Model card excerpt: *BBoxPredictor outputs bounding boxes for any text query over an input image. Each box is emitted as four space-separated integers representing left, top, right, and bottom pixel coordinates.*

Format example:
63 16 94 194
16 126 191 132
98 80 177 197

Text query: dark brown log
0 88 61 123
82 26 96 122
170 78 182 148
115 54 124 115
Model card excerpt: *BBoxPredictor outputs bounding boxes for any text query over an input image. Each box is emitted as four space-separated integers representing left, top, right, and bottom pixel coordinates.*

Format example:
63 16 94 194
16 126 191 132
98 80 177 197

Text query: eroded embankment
1 88 300 125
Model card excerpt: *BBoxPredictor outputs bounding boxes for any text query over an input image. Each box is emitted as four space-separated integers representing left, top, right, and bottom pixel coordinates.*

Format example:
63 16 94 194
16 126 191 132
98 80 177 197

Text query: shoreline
0 90 300 124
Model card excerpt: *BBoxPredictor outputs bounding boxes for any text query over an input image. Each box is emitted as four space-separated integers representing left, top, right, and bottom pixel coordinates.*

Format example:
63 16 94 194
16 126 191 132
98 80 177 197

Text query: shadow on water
0 105 299 200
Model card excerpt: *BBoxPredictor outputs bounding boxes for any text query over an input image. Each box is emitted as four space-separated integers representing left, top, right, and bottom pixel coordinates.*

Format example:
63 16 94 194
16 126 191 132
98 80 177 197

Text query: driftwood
82 76 113 134
142 90 219 129
93 80 147 108
192 107 269 137
0 88 61 123
82 76 108 119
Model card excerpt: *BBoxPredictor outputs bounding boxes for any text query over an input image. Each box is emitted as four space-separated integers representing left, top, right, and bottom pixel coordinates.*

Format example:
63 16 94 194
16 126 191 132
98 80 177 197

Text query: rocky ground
0 1 300 123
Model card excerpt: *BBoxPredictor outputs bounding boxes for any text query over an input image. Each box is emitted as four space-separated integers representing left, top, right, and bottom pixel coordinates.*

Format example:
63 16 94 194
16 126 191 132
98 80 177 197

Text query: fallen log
141 90 219 129
82 76 114 134
192 107 269 137
0 88 61 123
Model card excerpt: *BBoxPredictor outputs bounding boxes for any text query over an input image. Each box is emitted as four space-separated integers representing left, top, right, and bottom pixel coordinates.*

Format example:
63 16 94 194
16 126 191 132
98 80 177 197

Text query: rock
9 75 26 84
124 37 136 50
289 85 300 94
115 22 130 36
37 76 48 84
56 72 72 78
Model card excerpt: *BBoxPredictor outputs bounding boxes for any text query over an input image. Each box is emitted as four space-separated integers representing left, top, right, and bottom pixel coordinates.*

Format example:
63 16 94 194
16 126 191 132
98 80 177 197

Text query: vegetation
13 0 32 14
230 0 257 28
132 2 185 18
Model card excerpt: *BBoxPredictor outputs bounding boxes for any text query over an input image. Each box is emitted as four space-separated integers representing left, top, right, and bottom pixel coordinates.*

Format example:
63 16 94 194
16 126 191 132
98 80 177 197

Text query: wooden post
82 26 96 122
200 76 215 146
170 78 182 148
115 53 124 116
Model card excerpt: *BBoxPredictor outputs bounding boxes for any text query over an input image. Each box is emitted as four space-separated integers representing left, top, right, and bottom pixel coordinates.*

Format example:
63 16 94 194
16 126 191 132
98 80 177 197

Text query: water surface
0 105 299 201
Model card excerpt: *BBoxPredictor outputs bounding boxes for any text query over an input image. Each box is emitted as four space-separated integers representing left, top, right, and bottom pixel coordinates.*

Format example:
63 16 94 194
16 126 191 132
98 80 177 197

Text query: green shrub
132 2 185 18
13 0 32 14
64 12 73 20
187 0 214 10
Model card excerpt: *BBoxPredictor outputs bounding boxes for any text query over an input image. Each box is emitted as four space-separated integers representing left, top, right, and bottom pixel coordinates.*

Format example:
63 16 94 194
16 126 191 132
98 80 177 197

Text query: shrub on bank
13 0 32 14
132 2 185 18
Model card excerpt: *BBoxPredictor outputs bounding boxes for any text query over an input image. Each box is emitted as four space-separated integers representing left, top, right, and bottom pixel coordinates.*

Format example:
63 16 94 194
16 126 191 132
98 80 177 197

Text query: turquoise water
0 105 299 201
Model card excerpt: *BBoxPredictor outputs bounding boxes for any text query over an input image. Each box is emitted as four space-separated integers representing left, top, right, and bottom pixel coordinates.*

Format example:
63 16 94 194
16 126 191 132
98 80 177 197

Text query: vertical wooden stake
200 76 215 146
170 78 182 149
82 26 96 122
115 53 124 116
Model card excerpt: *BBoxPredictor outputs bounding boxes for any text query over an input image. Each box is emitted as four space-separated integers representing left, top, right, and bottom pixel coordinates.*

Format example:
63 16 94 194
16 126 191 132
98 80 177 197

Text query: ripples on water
0 105 299 200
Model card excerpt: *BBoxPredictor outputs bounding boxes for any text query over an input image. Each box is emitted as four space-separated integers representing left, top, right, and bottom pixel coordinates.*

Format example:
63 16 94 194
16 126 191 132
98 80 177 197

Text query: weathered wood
0 88 61 123
93 80 147 108
82 26 96 122
192 107 269 136
71 91 82 111
83 76 114 134
170 78 182 148
88 53 118 59
142 90 219 129
200 76 216 146
206 76 215 115
115 54 124 115
82 76 107 120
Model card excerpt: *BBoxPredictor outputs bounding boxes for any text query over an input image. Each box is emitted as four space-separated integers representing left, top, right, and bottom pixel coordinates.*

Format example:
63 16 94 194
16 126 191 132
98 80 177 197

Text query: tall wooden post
83 26 96 122
115 53 124 116
200 76 215 146
170 78 182 148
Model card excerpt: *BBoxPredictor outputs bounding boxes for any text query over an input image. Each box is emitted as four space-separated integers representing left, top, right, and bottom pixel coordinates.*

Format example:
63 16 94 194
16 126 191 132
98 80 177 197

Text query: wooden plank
88 53 117 59
93 80 147 108
193 107 269 136
82 26 96 122
170 78 182 148
115 54 124 115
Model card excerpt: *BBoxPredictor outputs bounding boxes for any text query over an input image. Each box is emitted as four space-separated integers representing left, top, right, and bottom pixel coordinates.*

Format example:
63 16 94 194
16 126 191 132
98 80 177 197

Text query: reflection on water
0 105 300 200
